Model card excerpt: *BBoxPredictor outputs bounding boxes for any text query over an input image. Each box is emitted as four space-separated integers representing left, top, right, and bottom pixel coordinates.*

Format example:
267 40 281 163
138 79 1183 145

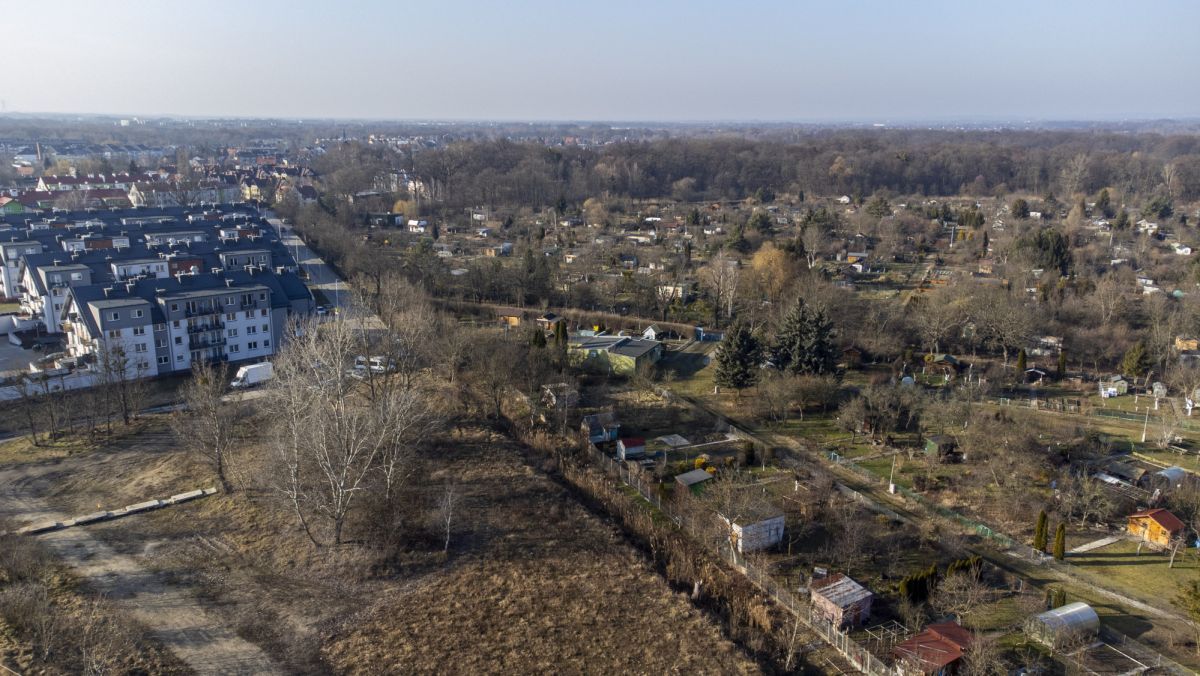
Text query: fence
584 443 896 675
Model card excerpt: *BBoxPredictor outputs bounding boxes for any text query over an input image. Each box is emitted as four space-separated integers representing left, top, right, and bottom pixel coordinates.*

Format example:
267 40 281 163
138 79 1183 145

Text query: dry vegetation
0 416 760 674
0 531 185 675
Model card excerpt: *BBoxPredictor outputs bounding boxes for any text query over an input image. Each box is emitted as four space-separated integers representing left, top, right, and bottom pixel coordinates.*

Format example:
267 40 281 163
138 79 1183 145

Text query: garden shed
809 573 873 628
674 468 713 494
719 506 785 553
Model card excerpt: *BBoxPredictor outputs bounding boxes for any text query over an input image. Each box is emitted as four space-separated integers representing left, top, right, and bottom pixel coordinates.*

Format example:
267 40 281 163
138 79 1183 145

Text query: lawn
1068 539 1200 608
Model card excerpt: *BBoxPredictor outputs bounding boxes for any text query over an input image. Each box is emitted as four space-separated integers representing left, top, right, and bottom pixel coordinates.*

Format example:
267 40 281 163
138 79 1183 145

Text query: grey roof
811 574 873 609
675 469 713 487
570 334 660 358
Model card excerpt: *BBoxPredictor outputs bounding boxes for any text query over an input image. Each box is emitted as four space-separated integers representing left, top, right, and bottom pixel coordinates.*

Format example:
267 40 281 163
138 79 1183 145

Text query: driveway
0 340 33 374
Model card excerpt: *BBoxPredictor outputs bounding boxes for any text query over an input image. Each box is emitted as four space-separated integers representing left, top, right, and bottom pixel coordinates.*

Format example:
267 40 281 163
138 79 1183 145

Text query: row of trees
401 133 1200 209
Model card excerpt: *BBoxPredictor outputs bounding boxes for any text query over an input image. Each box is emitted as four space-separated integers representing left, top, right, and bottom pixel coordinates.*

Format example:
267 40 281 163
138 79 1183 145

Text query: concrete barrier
122 499 164 514
166 489 206 505
73 511 113 525
14 487 218 536
16 521 63 535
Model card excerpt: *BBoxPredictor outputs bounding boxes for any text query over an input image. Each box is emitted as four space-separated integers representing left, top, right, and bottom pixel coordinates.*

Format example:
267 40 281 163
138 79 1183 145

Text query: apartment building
63 270 304 376
0 205 312 376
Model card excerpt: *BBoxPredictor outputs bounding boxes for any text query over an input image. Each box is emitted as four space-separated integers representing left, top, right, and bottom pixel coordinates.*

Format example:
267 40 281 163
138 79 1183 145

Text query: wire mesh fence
584 443 896 675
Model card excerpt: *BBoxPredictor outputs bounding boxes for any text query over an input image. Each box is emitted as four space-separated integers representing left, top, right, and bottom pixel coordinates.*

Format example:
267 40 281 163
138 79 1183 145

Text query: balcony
188 337 227 351
184 306 220 318
186 321 225 334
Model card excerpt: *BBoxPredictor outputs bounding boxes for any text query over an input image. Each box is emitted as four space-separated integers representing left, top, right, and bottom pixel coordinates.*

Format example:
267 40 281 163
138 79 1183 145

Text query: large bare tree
170 360 238 492
266 315 439 546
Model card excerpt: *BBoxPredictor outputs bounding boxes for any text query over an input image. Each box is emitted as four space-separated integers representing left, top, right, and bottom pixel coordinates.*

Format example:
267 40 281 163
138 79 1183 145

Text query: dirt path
0 463 281 676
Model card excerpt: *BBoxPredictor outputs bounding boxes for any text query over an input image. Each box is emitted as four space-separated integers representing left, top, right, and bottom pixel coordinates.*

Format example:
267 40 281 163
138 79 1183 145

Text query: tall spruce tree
714 322 762 393
772 297 837 376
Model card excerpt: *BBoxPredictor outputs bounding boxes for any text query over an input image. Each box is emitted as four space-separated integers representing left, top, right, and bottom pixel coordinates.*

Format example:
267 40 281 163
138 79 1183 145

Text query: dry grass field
0 416 762 674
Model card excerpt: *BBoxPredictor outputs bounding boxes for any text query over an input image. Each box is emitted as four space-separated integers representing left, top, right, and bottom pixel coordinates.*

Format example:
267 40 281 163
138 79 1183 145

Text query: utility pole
888 454 897 494
1141 408 1150 444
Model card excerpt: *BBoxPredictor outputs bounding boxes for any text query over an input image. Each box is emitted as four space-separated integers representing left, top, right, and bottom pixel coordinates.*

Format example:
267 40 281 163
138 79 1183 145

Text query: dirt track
0 459 281 676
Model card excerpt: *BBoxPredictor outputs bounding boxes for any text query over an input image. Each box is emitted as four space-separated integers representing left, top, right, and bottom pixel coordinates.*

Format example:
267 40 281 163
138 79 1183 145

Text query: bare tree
699 248 740 325
267 315 438 545
960 634 1004 676
931 569 992 627
434 484 458 553
170 360 238 492
96 343 149 426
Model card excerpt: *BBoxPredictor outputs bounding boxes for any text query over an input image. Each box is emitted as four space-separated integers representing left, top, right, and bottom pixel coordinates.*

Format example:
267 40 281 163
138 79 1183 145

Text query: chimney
103 286 113 297
225 278 233 287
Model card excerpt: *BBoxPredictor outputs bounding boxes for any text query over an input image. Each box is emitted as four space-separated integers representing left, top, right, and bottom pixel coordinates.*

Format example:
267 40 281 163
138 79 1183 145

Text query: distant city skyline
6 0 1198 122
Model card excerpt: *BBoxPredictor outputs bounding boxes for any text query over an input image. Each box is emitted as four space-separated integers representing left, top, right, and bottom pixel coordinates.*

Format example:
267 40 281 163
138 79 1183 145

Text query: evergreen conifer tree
714 322 762 393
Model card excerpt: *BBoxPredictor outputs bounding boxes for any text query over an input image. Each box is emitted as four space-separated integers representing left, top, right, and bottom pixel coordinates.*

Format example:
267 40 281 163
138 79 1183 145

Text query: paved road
0 461 281 675
269 216 385 331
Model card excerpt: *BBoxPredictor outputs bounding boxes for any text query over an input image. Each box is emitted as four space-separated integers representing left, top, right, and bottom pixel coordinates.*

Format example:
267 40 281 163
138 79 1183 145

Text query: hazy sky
6 0 1198 122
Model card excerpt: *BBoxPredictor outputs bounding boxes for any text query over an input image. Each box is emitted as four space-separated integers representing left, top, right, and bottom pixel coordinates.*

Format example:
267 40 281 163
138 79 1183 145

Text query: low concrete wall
3 487 218 536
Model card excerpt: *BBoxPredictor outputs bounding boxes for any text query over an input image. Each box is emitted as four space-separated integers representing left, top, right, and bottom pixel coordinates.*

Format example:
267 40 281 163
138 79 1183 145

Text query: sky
5 0 1198 122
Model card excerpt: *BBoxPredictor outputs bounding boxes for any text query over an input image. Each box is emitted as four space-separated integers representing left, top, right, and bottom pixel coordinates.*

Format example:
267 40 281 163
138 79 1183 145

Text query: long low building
567 334 663 375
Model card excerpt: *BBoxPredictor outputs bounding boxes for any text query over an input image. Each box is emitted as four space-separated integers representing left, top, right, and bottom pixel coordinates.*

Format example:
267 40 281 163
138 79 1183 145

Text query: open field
0 417 763 674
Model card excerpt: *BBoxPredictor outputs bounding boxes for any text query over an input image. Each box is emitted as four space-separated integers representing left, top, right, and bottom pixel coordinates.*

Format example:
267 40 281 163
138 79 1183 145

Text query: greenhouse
1027 602 1100 648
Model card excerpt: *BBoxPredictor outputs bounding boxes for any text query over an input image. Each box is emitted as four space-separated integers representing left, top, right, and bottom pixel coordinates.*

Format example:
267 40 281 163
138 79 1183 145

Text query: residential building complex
0 205 312 378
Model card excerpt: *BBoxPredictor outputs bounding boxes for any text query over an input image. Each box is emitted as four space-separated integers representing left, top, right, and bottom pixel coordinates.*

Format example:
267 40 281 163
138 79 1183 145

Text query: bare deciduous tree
170 360 238 492
267 315 439 546
931 569 992 627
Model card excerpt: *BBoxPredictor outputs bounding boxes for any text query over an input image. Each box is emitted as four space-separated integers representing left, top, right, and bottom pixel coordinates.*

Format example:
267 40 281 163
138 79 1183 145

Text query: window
247 326 256 334
110 311 120 321
132 326 146 336
155 323 166 332
134 343 147 353
226 313 236 321
172 320 180 328
176 354 184 361
157 355 169 365
70 272 82 281
174 336 182 345
261 324 269 333
53 303 61 311
260 309 268 317
244 311 253 320
259 292 267 301
225 296 234 305
170 303 179 312
248 341 259 350
107 329 120 338
155 339 166 348
228 343 239 353
263 339 270 348
133 309 143 318
228 328 238 337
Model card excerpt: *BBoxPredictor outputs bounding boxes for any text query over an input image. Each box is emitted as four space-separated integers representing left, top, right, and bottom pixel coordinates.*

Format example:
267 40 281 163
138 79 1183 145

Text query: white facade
722 514 785 553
